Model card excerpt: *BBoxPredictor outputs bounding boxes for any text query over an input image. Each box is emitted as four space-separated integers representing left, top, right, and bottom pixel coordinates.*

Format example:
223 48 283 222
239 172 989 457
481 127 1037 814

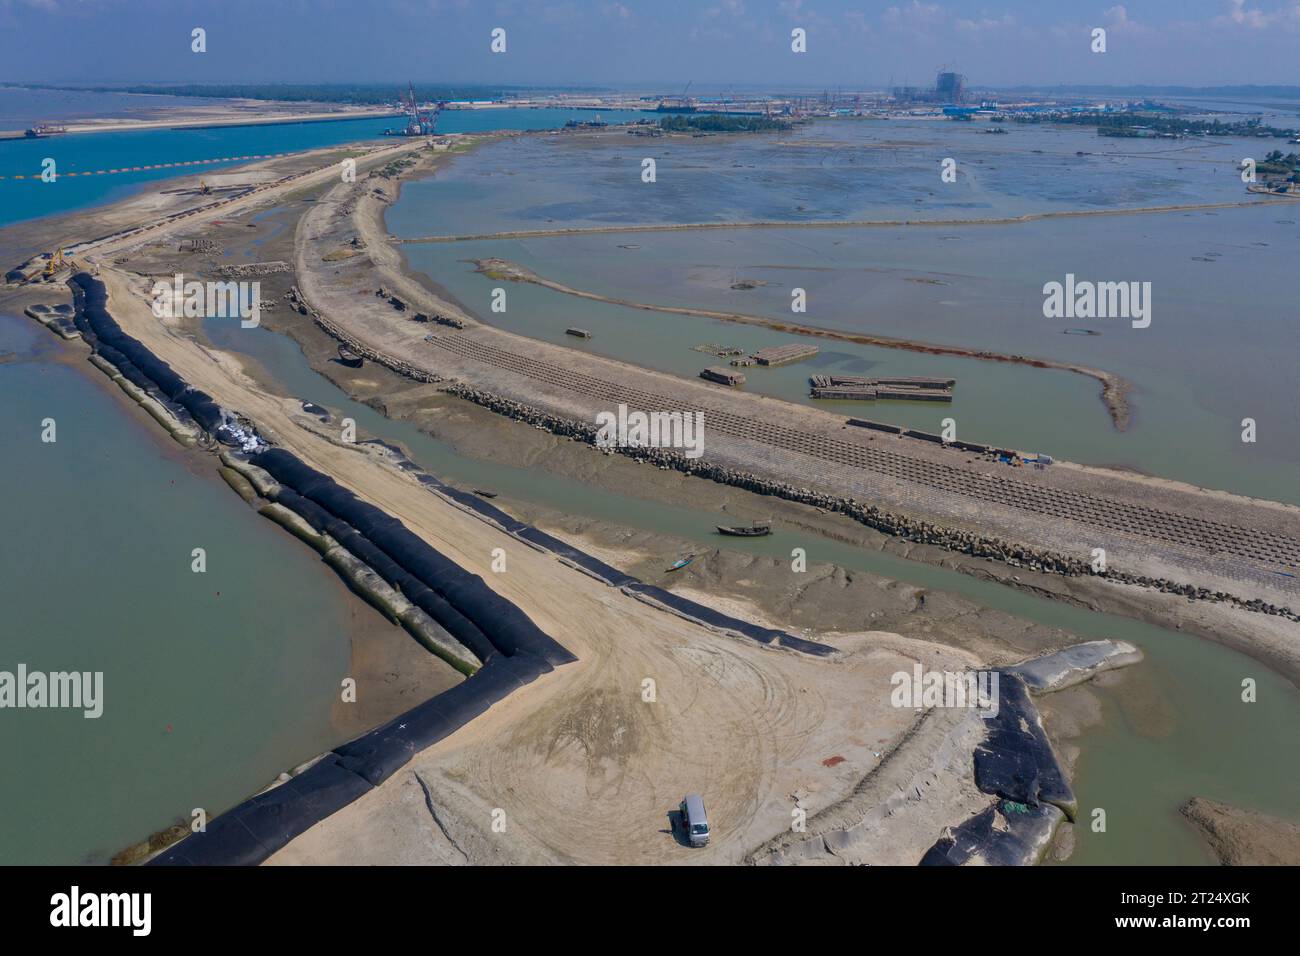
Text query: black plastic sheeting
69 267 829 862
250 447 574 668
626 582 834 657
972 673 1075 811
269 485 499 665
150 656 545 865
919 799 1061 866
359 440 834 656
59 275 572 865
69 274 244 443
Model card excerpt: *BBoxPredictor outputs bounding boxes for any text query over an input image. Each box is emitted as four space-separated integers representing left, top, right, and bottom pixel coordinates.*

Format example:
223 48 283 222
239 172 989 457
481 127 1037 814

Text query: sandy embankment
1179 797 1300 865
55 166 1097 863
2 100 397 139
84 261 995 865
286 136 1300 687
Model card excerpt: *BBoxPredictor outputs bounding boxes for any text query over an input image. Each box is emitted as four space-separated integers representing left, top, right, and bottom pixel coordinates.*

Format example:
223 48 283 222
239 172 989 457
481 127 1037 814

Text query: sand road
89 266 980 865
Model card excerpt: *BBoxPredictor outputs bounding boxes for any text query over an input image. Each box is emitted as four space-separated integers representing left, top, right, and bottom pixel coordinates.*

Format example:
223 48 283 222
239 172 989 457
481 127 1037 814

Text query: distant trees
1259 150 1300 175
658 114 794 133
1014 110 1298 140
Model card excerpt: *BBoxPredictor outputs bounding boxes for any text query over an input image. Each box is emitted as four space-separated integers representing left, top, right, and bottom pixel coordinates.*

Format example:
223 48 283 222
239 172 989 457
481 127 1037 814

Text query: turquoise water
0 107 653 228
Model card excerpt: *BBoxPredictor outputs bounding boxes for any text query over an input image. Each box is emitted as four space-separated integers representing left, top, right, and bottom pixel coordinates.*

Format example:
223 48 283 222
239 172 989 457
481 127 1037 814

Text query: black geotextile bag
331 654 547 785
266 484 499 664
972 674 1074 808
148 756 373 866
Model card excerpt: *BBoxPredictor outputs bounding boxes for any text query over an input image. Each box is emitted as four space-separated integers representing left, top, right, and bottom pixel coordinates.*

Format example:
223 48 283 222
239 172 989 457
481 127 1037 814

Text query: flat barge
810 374 954 402
701 366 746 387
753 343 820 366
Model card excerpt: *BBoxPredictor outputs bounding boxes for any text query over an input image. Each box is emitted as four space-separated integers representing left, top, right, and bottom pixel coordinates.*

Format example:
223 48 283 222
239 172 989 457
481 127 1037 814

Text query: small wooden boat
472 489 498 499
337 345 364 368
666 555 695 572
565 327 593 339
716 522 771 537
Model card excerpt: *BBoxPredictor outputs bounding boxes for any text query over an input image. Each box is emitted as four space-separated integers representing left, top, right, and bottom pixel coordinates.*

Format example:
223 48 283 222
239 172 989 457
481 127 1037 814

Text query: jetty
810 374 955 402
701 366 746 387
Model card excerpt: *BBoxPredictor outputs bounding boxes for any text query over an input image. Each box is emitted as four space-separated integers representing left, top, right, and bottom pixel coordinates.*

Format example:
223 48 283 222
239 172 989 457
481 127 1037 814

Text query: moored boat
716 522 771 537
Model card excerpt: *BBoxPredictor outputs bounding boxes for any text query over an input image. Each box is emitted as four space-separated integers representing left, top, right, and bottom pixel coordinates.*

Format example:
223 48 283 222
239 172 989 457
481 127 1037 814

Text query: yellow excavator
42 248 66 280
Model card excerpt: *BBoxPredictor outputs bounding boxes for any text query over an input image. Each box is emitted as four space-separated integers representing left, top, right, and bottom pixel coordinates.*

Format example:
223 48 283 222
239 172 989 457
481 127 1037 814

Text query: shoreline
0 101 397 140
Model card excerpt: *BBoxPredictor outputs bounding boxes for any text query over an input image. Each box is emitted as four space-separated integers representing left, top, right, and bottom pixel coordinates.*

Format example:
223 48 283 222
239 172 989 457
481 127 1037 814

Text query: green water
389 121 1300 505
4 109 1296 865
0 314 354 864
203 313 1300 866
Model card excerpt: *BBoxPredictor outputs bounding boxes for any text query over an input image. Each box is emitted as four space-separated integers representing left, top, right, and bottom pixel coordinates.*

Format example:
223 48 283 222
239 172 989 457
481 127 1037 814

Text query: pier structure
810 373 955 402
752 343 820 366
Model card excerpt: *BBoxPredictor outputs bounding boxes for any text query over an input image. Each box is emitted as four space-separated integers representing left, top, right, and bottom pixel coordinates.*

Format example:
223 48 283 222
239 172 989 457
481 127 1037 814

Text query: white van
680 794 710 847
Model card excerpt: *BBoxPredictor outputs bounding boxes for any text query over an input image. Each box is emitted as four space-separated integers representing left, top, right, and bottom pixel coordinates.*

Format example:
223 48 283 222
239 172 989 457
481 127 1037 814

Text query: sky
1 0 1299 90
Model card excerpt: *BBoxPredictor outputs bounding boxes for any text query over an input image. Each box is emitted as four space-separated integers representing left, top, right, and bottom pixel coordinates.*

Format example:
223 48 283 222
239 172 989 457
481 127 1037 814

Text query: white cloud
1215 0 1300 29
883 1 945 28
955 14 1016 34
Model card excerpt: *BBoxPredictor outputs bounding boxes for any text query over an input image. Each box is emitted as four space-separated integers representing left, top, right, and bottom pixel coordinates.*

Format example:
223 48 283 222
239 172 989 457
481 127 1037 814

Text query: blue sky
2 1 1298 88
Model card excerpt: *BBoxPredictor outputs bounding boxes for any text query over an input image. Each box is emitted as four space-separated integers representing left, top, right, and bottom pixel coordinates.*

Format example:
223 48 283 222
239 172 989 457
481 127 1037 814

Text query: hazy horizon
2 1 1299 89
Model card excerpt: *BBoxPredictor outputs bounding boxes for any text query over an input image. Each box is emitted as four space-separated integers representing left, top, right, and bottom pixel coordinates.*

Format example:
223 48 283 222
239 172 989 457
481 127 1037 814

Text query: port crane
389 81 441 136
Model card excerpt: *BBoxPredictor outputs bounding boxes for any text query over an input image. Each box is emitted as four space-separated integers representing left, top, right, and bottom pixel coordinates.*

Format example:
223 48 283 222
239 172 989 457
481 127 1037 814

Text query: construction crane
385 82 441 136
656 80 696 114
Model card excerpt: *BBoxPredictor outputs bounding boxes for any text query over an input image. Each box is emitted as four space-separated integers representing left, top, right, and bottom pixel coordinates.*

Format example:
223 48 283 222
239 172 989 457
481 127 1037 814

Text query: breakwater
286 285 444 382
445 383 1300 626
62 273 574 863
59 272 831 863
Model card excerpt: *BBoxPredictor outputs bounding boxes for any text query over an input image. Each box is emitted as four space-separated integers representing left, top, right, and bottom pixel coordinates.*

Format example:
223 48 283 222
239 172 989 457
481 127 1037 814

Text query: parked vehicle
680 794 710 847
